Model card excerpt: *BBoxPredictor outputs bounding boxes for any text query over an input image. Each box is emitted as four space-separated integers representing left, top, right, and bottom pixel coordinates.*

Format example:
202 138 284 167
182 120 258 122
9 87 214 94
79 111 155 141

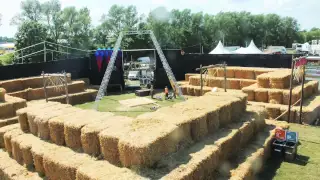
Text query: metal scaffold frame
93 30 185 110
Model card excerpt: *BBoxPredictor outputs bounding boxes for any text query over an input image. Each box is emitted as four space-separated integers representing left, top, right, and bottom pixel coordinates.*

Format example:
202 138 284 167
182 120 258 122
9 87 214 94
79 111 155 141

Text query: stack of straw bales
256 70 291 89
208 67 235 78
189 76 201 86
241 84 257 101
185 74 199 81
206 77 223 88
256 73 270 88
268 89 283 104
0 88 6 102
234 68 255 79
240 79 257 89
265 104 280 119
0 79 24 93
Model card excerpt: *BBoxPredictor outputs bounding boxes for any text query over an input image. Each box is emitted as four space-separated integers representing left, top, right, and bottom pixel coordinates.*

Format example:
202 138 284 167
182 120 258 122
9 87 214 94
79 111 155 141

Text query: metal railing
1 41 92 65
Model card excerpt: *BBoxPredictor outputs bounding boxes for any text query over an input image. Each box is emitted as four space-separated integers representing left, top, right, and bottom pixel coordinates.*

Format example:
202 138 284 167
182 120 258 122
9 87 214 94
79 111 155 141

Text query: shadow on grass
258 153 310 180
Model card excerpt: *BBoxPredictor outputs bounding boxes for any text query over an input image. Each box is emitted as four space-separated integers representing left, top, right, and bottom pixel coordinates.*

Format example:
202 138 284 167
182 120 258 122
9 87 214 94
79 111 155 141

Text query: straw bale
238 121 255 147
11 135 26 165
214 68 235 78
17 101 58 132
304 81 315 98
187 86 195 96
98 120 135 165
265 104 280 119
48 112 81 145
246 106 266 132
43 146 93 180
269 71 291 89
185 73 199 81
268 89 283 104
5 116 18 126
189 76 201 86
180 85 189 95
0 120 6 128
311 81 319 93
222 79 240 89
28 103 71 136
0 88 6 102
0 102 14 119
207 77 223 88
64 110 108 150
31 141 58 175
36 107 78 140
0 79 24 93
10 97 27 113
279 106 296 122
22 76 43 89
282 90 300 105
118 118 188 167
257 73 270 88
4 128 23 155
241 84 256 101
215 129 241 160
66 81 86 94
0 150 43 180
82 116 133 158
76 161 147 180
254 88 268 102
0 124 19 148
240 79 257 89
208 68 217 77
27 88 45 101
254 69 273 77
161 145 221 180
193 86 201 96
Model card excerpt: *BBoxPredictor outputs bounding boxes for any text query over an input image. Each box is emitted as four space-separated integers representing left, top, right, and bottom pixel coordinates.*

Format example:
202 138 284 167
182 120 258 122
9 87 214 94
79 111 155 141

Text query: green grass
75 92 183 117
259 124 320 180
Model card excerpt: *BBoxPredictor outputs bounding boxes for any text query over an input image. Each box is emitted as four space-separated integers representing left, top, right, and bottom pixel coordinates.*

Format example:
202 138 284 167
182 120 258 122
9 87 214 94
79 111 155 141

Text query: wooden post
299 65 306 124
287 59 295 123
64 72 70 104
42 71 48 102
224 61 227 92
200 64 203 95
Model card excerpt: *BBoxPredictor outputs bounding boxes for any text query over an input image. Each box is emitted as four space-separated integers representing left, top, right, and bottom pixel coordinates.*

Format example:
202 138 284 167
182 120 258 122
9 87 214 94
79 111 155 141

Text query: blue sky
0 0 319 37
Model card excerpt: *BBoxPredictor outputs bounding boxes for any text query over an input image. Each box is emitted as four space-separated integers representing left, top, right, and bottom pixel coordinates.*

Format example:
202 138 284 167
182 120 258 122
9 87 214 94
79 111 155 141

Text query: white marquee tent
209 41 231 54
234 40 263 54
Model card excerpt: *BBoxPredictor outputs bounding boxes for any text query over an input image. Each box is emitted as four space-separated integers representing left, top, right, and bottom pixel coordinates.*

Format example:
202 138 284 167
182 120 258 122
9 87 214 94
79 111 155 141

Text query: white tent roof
209 41 231 54
233 40 263 54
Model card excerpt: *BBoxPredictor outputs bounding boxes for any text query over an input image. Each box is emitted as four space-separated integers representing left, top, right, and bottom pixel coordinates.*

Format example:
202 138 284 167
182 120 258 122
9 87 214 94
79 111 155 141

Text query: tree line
3 0 320 55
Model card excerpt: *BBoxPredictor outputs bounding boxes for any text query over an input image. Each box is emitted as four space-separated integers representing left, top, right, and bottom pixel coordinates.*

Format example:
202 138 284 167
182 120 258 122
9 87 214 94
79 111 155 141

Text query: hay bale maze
179 66 290 97
1 75 97 105
0 87 294 180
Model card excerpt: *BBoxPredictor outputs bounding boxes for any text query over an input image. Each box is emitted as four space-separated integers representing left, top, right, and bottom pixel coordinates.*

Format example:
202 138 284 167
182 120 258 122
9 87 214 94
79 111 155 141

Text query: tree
42 0 64 45
11 0 42 25
15 21 48 63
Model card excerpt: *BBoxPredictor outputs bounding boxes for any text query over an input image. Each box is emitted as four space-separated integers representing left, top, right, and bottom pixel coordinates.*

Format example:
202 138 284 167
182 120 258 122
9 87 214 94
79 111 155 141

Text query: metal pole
51 51 53 61
42 71 48 102
122 51 124 72
224 62 227 92
287 59 295 122
64 72 70 105
200 64 203 95
44 42 46 62
202 46 204 54
200 44 201 53
299 65 306 124
67 47 69 59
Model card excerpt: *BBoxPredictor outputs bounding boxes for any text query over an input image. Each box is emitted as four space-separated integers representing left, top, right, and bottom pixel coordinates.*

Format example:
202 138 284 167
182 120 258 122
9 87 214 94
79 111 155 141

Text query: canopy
233 40 263 54
209 41 231 54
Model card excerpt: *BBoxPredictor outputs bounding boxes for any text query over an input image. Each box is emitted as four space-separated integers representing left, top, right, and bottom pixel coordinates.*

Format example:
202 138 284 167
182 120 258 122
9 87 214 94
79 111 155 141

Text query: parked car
266 46 287 54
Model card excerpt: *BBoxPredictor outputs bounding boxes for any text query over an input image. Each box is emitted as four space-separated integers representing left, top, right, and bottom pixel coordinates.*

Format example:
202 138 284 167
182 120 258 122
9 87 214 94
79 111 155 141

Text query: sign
275 128 286 141
286 131 298 143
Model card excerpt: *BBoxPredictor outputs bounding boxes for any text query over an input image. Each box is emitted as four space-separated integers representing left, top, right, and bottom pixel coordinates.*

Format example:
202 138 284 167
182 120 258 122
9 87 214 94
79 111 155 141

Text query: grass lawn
259 123 320 180
75 92 184 117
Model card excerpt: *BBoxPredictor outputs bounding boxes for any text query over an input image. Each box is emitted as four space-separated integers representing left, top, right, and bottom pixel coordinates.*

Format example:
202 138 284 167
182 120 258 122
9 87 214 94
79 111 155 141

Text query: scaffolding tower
93 30 185 110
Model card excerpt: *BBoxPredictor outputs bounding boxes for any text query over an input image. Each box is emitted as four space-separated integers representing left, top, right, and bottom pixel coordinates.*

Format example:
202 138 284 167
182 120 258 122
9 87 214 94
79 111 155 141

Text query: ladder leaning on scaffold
93 30 185 110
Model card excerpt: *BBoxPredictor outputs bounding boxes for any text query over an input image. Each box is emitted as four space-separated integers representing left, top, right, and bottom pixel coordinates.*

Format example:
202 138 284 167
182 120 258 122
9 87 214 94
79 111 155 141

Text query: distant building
0 43 15 55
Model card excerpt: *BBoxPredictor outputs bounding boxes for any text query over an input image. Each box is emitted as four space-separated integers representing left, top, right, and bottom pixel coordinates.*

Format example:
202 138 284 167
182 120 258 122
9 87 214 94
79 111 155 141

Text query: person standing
164 86 169 99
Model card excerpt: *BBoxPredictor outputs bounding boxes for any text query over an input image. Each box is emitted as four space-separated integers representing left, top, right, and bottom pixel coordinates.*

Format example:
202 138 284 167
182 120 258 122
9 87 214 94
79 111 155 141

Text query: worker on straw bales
164 86 169 99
